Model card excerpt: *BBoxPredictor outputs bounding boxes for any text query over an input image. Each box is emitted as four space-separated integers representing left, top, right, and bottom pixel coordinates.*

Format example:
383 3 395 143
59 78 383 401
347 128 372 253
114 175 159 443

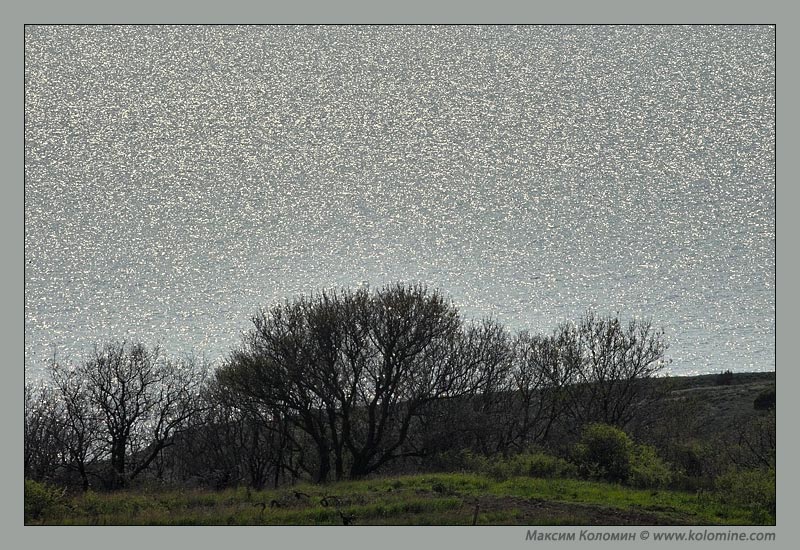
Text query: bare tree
343 284 470 478
423 326 580 459
46 363 106 491
219 283 477 481
24 383 68 483
558 311 670 429
418 319 516 457
219 296 339 482
506 331 576 449
49 342 207 489
726 412 776 470
174 380 297 489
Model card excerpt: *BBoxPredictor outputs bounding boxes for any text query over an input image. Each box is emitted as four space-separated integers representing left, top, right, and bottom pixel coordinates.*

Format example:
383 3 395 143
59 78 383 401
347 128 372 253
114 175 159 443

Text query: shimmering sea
24 25 775 376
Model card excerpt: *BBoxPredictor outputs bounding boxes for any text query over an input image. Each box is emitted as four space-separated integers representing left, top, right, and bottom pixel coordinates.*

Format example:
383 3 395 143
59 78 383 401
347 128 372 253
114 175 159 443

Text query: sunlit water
25 25 775 377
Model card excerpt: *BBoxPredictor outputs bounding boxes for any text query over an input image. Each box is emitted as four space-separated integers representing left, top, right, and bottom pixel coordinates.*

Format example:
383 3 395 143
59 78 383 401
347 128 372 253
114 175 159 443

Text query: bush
514 452 578 479
629 444 673 489
572 423 674 488
669 440 714 478
753 388 775 411
573 423 634 483
665 440 725 490
458 450 577 481
715 468 775 518
24 479 66 522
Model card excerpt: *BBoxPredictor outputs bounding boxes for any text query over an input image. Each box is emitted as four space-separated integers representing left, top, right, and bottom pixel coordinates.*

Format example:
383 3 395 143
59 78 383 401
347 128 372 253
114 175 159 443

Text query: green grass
489 477 757 524
28 472 772 526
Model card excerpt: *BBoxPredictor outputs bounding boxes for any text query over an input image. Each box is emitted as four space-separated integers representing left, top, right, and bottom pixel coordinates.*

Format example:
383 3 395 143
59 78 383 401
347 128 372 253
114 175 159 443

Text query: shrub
715 468 775 517
665 440 726 490
24 479 66 522
753 388 775 411
669 440 714 478
573 424 675 488
511 452 578 479
573 423 634 483
477 456 513 481
458 450 577 481
629 444 673 488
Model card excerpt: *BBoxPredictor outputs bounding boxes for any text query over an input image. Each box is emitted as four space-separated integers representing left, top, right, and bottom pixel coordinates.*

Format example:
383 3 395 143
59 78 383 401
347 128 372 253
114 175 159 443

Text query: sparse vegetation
457 450 578 481
24 472 771 526
24 479 66 522
715 468 776 519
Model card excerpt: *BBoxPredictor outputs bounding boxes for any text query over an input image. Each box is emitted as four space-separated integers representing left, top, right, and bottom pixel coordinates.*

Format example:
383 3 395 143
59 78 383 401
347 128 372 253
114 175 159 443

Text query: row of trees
25 283 671 490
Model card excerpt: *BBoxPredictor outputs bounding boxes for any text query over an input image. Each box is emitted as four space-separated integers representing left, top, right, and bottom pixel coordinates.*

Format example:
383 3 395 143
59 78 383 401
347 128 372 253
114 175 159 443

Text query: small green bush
511 452 577 479
482 458 513 481
715 468 776 517
572 424 674 488
458 450 576 481
25 479 66 522
629 444 673 489
573 423 634 483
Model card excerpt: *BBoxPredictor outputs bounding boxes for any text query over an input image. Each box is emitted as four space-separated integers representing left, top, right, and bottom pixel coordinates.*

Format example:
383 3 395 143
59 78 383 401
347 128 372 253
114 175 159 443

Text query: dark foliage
716 370 735 386
753 388 775 411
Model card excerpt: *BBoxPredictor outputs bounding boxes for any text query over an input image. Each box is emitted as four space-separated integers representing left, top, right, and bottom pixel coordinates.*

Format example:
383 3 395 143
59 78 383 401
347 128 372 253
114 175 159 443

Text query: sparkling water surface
25 25 775 376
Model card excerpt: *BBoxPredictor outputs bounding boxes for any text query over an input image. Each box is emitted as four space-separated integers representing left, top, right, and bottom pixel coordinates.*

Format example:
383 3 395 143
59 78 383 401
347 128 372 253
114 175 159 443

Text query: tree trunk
110 439 127 489
315 440 331 483
349 452 371 479
78 463 89 492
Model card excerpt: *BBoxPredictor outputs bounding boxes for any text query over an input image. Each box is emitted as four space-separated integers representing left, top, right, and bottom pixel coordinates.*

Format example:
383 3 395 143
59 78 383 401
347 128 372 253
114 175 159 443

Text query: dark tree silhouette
558 311 670 429
24 383 70 484
49 342 207 489
219 283 480 481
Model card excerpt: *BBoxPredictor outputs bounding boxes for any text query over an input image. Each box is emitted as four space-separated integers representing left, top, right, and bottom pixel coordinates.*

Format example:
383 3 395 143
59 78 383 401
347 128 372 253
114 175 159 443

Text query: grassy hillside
28 472 771 526
657 371 774 435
